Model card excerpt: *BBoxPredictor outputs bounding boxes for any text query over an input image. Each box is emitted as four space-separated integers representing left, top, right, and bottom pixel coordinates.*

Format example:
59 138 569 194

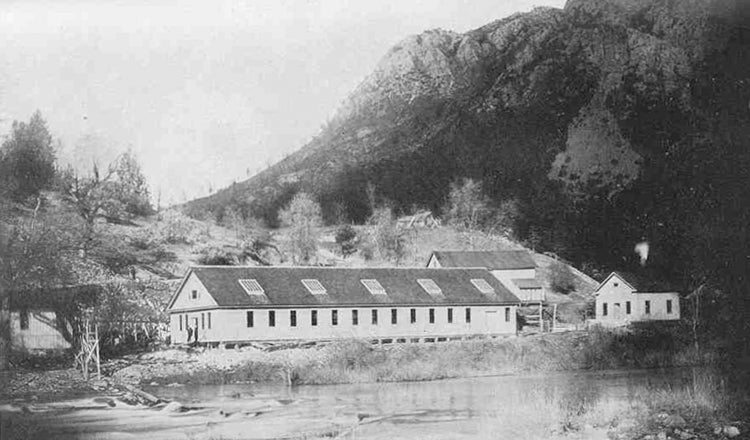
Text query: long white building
167 266 521 345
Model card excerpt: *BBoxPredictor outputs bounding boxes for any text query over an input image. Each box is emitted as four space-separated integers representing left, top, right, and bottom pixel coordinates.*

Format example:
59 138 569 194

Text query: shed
9 284 100 352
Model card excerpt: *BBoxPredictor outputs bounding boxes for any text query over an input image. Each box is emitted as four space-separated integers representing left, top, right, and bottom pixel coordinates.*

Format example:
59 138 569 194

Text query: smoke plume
634 241 649 266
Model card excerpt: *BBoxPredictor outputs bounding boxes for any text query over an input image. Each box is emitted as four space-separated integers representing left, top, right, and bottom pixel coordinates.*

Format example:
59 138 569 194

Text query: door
612 303 623 321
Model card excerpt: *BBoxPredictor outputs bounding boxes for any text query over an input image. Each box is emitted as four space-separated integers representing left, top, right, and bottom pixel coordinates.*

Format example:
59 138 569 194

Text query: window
179 314 183 331
331 310 338 326
429 308 435 324
410 308 417 324
471 279 495 294
268 310 276 327
301 279 327 295
614 282 619 287
666 300 673 314
246 311 254 328
311 310 318 326
371 309 378 325
191 290 198 300
238 279 264 295
20 310 29 330
603 303 608 316
391 308 398 324
417 278 442 296
352 310 359 325
626 301 631 315
465 308 471 323
207 312 211 329
290 310 297 327
505 307 511 322
645 300 651 314
447 308 453 323
361 279 386 295
201 313 205 329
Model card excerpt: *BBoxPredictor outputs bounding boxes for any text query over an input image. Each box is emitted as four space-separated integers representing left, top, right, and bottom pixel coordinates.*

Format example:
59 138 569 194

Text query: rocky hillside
185 0 749 283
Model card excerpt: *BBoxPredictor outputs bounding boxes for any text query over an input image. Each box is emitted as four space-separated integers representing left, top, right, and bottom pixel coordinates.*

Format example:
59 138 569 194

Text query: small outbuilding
593 272 680 327
9 285 100 352
426 250 544 302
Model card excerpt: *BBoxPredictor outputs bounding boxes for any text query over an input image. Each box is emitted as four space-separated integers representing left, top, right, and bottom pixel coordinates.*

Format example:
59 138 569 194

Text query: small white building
427 251 544 302
10 285 100 352
593 272 680 327
166 266 521 345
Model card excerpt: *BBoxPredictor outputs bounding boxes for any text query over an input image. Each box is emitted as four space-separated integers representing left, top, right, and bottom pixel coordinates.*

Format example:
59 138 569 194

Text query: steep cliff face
186 0 747 268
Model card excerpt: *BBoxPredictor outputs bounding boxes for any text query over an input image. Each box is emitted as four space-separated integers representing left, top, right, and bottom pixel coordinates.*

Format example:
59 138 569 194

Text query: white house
593 272 680 326
166 266 521 345
426 251 544 302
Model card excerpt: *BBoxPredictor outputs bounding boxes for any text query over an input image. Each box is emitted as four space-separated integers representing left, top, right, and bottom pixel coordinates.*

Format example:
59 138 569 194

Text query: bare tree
369 207 407 264
279 193 322 264
59 161 117 248
445 178 492 231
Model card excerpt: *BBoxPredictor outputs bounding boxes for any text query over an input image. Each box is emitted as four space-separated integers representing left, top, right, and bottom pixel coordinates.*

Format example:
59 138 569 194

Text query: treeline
0 111 153 220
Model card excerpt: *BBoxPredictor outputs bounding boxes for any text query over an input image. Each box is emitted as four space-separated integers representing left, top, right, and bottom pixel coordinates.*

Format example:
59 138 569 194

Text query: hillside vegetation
184 0 750 360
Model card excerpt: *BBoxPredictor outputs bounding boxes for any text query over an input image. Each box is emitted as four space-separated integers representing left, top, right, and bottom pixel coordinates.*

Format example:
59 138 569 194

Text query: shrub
334 224 358 258
196 246 237 265
549 261 577 294
152 210 211 245
129 231 158 250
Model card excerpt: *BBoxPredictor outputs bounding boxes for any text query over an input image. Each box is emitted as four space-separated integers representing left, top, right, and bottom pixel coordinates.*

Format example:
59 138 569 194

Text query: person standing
187 325 193 344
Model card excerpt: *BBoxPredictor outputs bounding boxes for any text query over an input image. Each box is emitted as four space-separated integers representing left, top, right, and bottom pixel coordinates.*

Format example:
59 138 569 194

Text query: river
0 367 701 440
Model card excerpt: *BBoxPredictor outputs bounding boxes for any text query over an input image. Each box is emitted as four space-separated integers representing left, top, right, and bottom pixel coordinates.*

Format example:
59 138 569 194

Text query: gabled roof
169 266 520 309
429 250 536 270
596 271 677 293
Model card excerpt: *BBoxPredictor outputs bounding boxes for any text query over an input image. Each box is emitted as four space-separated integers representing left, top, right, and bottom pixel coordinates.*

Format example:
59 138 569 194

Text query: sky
0 0 566 206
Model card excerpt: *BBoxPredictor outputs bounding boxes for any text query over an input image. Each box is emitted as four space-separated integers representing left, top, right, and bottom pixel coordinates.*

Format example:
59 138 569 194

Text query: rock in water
161 401 185 413
664 414 686 428
93 397 116 407
89 379 109 389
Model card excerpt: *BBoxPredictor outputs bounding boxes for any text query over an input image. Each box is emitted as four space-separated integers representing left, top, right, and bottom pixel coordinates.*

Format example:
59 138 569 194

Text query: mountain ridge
184 0 748 280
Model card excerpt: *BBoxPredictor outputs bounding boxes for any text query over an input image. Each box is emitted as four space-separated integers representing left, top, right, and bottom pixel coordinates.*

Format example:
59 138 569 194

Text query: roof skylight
470 278 495 294
238 279 264 295
417 278 442 296
361 279 387 295
301 279 327 295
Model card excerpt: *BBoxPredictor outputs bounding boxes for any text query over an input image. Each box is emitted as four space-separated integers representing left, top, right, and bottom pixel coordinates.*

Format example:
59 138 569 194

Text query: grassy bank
548 368 749 439
114 323 716 387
